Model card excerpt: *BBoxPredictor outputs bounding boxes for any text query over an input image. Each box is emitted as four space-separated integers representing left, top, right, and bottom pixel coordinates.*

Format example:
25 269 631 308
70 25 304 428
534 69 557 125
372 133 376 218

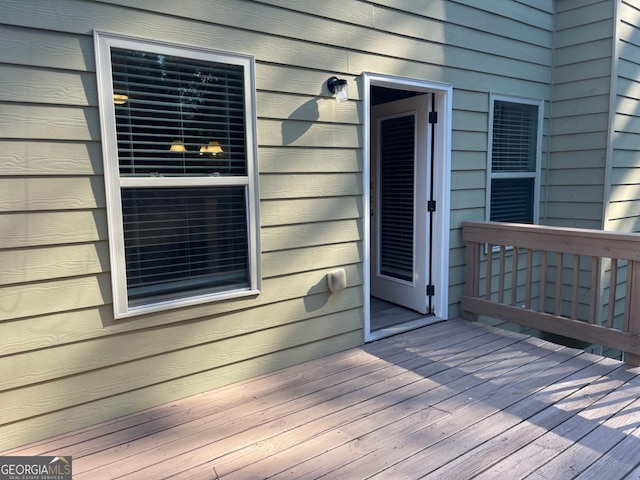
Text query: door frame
362 73 452 342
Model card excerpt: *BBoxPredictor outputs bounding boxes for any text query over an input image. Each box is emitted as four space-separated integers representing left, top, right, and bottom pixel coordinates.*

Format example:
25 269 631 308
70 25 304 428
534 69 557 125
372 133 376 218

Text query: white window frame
486 93 543 224
94 31 261 319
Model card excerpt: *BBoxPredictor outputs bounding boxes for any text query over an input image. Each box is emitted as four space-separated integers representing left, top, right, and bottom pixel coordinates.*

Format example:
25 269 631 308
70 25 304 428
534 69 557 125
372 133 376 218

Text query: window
95 32 260 318
487 95 543 224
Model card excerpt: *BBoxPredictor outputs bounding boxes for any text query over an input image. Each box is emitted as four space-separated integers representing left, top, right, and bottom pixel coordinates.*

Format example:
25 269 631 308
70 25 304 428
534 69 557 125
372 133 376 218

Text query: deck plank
8 320 466 457
255 336 553 480
221 337 566 479
73 320 488 478
326 345 586 479
187 330 536 479
3 318 640 480
524 388 640 479
575 424 640 479
11 320 453 458
425 358 628 479
84 323 511 479
474 362 640 480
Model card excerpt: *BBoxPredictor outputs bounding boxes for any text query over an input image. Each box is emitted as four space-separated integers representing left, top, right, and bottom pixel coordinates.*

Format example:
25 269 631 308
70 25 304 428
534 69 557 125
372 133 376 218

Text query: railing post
463 238 480 321
626 260 640 366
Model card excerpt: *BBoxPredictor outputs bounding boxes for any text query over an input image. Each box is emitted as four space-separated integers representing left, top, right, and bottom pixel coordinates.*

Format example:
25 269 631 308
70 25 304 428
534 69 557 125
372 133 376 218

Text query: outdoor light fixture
199 140 223 156
327 76 348 103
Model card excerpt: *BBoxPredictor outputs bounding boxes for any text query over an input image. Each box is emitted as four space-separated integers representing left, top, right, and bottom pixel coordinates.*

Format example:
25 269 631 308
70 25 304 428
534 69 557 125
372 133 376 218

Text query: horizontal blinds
111 48 247 177
492 100 538 173
490 178 534 224
122 186 249 304
379 114 415 282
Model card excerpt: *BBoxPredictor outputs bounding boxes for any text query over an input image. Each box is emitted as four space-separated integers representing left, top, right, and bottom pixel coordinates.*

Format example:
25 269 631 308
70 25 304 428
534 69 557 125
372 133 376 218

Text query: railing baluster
555 252 563 316
625 259 633 332
526 249 533 310
463 239 480 321
589 256 599 324
607 259 618 329
499 246 506 304
485 244 493 301
571 254 580 320
511 247 519 306
540 250 548 313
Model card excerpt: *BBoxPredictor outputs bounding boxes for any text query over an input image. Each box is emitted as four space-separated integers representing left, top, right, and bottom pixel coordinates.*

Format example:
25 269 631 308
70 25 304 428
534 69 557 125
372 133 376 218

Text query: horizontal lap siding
607 0 640 232
0 0 554 450
547 0 614 229
355 1 554 320
0 0 365 451
599 0 640 342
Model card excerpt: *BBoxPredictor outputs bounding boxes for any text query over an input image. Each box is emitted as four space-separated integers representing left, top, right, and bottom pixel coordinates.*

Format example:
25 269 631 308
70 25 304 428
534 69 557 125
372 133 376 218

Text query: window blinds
111 48 247 177
122 187 249 304
379 114 415 282
490 178 534 224
491 100 538 173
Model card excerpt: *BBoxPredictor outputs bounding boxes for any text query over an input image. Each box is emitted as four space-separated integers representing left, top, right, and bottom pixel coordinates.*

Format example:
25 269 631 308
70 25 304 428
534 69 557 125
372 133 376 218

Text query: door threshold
368 315 445 342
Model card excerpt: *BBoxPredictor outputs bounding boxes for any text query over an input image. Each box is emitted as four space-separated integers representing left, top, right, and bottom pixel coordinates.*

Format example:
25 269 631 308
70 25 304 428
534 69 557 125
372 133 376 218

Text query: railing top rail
462 221 640 261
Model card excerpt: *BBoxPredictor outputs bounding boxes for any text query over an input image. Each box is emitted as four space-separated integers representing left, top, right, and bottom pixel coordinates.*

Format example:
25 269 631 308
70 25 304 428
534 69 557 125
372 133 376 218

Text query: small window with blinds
95 32 260 318
488 96 542 224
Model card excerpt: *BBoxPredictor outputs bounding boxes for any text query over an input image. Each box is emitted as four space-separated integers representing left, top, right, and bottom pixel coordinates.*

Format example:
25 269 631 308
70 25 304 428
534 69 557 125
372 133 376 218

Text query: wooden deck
5 318 640 479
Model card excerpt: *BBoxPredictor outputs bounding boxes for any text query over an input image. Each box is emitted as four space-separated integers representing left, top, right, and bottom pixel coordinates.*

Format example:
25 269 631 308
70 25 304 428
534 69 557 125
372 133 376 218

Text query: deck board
4 318 640 479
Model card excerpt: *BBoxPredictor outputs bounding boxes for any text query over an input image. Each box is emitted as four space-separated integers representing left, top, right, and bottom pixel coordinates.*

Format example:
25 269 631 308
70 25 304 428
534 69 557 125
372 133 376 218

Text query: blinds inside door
379 114 415 282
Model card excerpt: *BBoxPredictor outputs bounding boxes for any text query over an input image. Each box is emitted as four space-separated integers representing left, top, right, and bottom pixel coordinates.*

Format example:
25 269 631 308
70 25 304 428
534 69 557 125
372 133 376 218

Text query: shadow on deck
4 319 640 479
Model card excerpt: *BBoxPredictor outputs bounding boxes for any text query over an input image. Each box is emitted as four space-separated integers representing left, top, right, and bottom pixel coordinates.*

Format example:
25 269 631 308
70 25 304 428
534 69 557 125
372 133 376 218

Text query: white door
371 94 431 314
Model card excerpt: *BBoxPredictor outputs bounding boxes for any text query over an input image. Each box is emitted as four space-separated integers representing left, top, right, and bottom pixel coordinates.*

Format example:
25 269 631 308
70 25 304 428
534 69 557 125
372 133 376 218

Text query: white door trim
362 73 452 343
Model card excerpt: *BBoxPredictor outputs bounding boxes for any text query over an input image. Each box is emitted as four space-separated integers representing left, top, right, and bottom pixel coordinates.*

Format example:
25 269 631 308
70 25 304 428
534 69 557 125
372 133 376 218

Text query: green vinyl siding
0 0 364 450
547 0 615 230
0 0 558 451
597 0 640 347
607 0 640 233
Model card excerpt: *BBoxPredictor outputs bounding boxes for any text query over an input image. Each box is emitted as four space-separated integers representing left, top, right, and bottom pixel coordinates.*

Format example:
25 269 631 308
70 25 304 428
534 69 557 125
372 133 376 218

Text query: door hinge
427 200 436 212
429 111 438 124
426 284 435 296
